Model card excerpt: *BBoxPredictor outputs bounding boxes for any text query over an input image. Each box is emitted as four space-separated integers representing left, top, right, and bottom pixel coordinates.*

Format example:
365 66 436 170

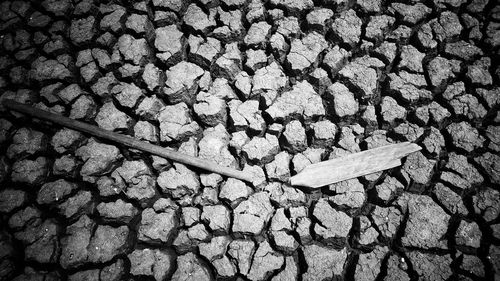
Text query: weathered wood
290 142 421 188
3 100 255 183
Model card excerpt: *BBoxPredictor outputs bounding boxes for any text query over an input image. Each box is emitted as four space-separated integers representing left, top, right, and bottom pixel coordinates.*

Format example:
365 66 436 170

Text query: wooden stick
3 100 254 183
289 142 421 188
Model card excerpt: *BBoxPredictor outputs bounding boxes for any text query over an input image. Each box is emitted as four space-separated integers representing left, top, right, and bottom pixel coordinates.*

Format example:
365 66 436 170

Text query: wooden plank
290 142 421 188
3 100 255 183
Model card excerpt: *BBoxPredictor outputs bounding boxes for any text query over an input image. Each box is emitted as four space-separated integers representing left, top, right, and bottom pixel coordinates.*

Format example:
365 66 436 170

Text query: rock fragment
201 205 230 234
433 183 468 215
475 152 500 185
371 206 403 238
138 206 178 244
0 189 27 213
158 102 201 142
472 187 499 222
242 134 280 164
313 199 352 241
355 246 389 281
402 151 436 185
303 244 347 280
455 220 481 248
97 199 138 223
11 157 49 185
329 178 365 209
327 82 359 117
407 251 452 281
128 248 175 281
446 122 484 152
286 32 328 72
183 4 216 33
95 102 131 131
117 34 150 65
400 194 450 249
247 240 284 281
163 61 204 104
331 9 362 46
88 224 130 263
228 100 265 133
233 192 274 235
171 252 213 281
283 120 307 153
154 25 184 65
228 239 255 275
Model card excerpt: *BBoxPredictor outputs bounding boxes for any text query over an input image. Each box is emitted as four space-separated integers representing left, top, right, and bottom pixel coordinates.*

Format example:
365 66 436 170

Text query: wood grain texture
290 142 421 188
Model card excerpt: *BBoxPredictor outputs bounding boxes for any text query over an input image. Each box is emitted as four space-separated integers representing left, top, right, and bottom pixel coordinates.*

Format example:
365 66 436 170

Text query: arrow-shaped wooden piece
289 142 421 188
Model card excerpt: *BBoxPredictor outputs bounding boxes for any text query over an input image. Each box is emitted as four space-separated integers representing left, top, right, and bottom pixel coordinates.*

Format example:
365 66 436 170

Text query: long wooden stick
3 100 254 183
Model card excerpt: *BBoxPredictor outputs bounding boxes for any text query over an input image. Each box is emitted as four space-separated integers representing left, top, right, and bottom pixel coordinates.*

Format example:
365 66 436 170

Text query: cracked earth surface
0 0 499 280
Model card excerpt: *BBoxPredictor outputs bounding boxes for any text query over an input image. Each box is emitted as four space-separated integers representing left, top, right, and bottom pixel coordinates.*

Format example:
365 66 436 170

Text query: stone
264 182 306 207
142 63 162 92
311 120 337 147
201 205 230 234
7 128 47 159
228 239 255 275
467 57 492 85
59 215 94 268
53 155 78 177
292 148 326 173
233 192 274 235
339 57 382 98
51 128 84 154
134 121 158 142
70 95 96 120
252 62 287 105
388 71 432 103
402 151 436 185
70 16 95 45
277 16 301 37
323 46 351 75
76 139 121 179
229 100 265 133
391 3 431 24
283 120 307 153
198 125 237 168
400 194 450 249
244 21 271 47
460 254 485 277
219 178 253 205
475 152 500 185
112 160 156 206
302 244 347 280
355 246 389 281
199 235 231 262
399 45 425 72
307 8 333 32
212 256 237 277
245 49 267 72
128 248 175 281
11 157 48 185
374 41 397 64
426 56 460 88
286 32 328 72
267 81 325 121
171 252 213 281
97 199 138 223
136 95 165 120
327 82 358 117
247 240 284 281
158 102 201 142
265 151 290 182
313 199 352 241
117 34 150 65
154 25 184 64
242 134 280 164
423 127 445 155
393 122 424 142
88 224 130 263
56 190 94 219
194 92 227 127
407 251 452 281
188 36 221 67
214 42 242 80
372 206 403 238
381 96 406 124
163 61 204 104
157 163 200 200
183 4 216 33
138 207 178 244
446 122 484 152
30 56 72 81
113 82 143 108
456 220 481 248
331 9 362 46
444 41 483 60
433 183 467 215
0 189 27 213
272 256 298 281
329 178 365 208
472 187 500 222
365 15 395 40
440 153 483 189
95 102 131 131
384 254 410 281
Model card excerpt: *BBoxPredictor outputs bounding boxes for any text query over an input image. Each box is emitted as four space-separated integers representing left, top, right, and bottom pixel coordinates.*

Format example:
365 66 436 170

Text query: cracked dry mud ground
0 0 499 280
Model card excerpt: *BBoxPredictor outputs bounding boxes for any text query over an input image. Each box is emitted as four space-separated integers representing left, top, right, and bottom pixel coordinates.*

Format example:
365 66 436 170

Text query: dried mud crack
0 0 499 280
